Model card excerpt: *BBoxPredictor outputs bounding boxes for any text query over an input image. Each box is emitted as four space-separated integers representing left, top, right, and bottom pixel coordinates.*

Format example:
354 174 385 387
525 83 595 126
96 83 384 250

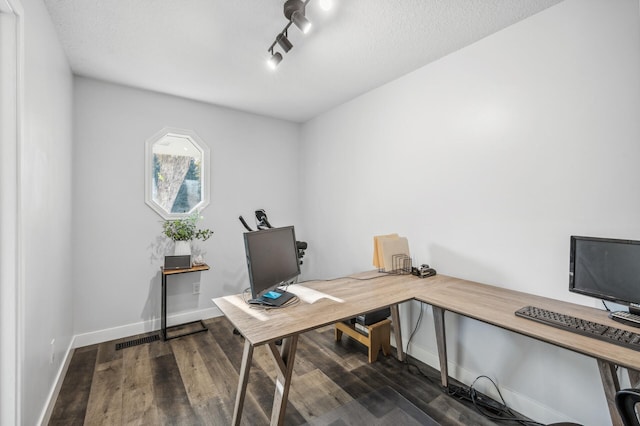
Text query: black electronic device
412 264 436 278
244 226 300 306
356 307 391 326
255 209 273 229
164 255 191 270
296 241 307 264
570 236 640 325
515 305 640 351
239 210 308 265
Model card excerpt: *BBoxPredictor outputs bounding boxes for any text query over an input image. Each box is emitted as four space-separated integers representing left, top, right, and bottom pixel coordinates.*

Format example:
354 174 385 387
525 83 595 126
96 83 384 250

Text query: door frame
0 0 24 424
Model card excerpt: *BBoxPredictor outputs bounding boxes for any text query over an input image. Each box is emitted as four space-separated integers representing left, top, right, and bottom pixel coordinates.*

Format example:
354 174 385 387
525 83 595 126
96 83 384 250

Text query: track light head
292 10 312 34
284 0 312 34
276 33 293 53
267 52 283 70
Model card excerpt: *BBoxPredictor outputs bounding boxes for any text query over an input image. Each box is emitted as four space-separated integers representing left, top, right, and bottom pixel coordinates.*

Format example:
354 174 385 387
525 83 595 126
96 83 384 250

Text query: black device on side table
161 263 209 341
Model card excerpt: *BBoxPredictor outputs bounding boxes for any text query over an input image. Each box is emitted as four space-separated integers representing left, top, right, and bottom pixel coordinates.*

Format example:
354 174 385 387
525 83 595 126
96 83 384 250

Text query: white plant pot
174 240 192 256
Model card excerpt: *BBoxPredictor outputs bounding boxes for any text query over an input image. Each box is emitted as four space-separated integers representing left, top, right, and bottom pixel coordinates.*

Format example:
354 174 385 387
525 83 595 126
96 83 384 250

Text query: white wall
18 0 74 424
72 77 300 341
299 0 640 425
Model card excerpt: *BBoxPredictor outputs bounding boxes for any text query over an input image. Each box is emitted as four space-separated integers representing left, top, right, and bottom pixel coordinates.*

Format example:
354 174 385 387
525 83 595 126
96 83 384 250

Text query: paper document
373 234 410 272
373 233 398 268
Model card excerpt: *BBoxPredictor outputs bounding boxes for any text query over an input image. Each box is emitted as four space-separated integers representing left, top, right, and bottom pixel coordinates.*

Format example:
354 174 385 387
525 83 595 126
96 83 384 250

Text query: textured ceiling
44 0 563 123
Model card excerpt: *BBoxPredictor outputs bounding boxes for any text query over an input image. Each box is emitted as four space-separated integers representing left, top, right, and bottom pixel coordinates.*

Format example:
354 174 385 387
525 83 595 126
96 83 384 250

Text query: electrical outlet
50 339 55 364
193 282 200 295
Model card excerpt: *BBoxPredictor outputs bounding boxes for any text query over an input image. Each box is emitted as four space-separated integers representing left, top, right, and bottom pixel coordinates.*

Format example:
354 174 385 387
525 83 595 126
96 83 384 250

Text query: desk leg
267 335 298 426
390 304 404 362
597 359 623 426
161 273 167 341
628 368 640 388
432 306 449 388
232 339 254 426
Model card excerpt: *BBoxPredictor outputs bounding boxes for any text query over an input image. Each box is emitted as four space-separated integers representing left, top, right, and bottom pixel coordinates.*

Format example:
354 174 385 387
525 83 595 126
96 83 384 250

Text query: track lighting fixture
265 0 331 70
276 33 293 53
267 51 283 70
290 9 312 34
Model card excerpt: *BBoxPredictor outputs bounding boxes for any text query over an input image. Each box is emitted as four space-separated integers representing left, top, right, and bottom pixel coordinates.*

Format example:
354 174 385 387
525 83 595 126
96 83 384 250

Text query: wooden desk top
213 271 422 346
213 271 640 371
413 274 640 372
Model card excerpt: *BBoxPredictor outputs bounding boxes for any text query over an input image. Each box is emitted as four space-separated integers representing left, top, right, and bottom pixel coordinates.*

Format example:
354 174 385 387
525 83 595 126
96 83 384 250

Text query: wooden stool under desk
335 319 392 363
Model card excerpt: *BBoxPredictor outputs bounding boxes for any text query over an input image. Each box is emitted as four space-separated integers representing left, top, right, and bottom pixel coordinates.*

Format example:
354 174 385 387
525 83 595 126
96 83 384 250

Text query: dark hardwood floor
49 316 507 425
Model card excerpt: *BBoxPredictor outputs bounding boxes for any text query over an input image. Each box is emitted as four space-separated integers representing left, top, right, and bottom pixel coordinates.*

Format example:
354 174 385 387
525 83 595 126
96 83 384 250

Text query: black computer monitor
569 235 640 315
244 226 300 303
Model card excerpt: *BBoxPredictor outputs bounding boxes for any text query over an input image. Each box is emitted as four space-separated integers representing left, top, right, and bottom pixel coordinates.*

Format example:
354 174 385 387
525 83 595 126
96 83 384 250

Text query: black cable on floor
469 375 544 426
396 304 545 425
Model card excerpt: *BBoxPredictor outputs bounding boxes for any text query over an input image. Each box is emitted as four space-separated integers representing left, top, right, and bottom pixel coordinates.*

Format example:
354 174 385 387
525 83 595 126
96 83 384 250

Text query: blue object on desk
263 291 282 300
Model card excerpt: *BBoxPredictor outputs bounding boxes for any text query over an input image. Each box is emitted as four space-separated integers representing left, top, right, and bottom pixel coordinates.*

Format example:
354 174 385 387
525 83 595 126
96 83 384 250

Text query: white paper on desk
288 286 344 304
380 237 410 272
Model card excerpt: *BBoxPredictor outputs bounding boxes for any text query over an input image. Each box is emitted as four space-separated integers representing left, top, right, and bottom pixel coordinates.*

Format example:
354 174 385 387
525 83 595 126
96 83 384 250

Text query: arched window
145 128 210 219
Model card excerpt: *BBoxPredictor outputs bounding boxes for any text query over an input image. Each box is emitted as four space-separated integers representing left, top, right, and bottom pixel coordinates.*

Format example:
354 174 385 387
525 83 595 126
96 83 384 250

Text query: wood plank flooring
50 316 505 425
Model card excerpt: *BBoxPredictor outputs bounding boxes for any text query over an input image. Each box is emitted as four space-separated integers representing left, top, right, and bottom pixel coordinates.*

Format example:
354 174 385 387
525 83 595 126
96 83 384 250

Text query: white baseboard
38 336 75 426
391 333 580 425
73 306 223 348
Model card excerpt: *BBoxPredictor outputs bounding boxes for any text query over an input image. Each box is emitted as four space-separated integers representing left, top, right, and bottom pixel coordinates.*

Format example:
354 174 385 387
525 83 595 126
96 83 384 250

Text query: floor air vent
115 334 160 350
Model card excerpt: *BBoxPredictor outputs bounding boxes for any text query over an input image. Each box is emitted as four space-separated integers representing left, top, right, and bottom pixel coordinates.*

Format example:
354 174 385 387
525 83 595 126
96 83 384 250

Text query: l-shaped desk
213 272 640 426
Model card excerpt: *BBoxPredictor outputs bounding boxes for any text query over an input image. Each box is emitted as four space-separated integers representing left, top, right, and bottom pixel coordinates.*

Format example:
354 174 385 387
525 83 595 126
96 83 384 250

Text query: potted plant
162 211 213 256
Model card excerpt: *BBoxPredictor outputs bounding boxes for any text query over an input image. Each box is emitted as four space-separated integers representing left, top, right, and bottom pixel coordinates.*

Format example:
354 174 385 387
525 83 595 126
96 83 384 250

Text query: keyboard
515 305 640 351
610 311 640 327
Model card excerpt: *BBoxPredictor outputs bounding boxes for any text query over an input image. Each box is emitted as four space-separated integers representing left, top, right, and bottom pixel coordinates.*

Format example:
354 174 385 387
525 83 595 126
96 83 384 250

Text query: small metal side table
161 263 209 341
